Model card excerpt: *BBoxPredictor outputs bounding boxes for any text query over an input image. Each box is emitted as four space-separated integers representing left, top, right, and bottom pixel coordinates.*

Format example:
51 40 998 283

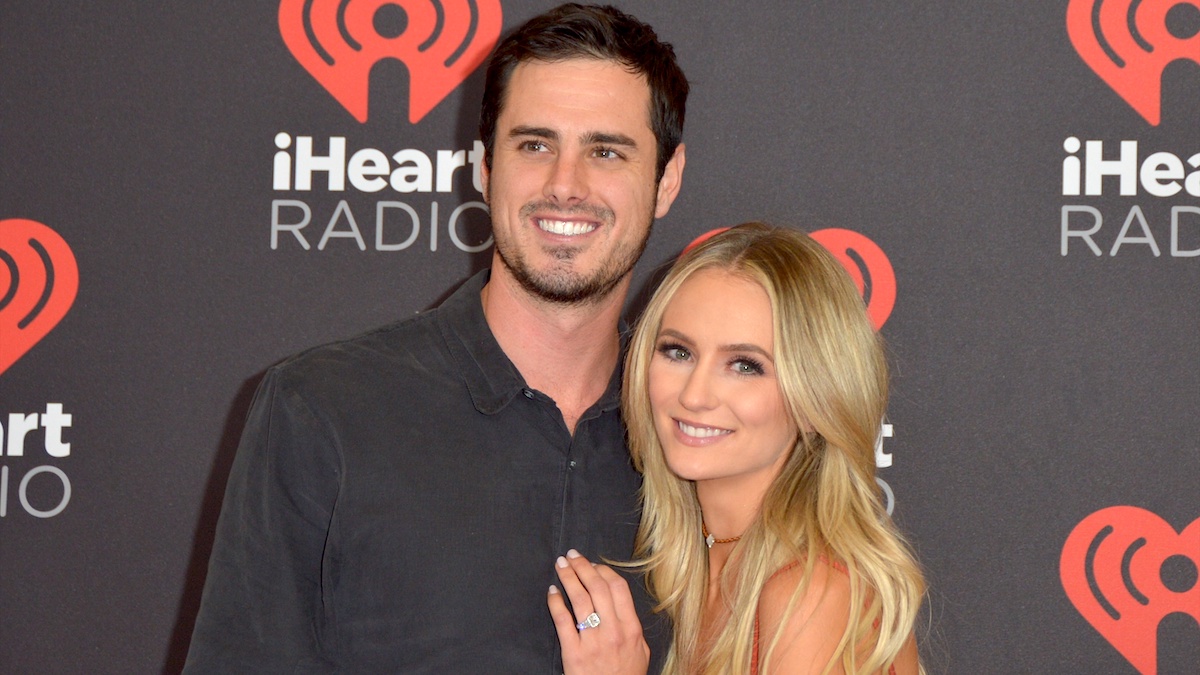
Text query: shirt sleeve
183 367 343 672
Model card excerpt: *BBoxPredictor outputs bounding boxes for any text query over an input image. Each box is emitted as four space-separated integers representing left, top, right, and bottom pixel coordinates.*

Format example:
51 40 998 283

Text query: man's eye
593 147 622 160
521 140 549 152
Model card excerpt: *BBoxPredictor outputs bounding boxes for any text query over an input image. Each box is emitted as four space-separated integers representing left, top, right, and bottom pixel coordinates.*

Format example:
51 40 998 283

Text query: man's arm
184 368 342 672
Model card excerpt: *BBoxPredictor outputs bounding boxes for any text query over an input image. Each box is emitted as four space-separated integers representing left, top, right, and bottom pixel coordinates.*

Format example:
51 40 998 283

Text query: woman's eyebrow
658 328 774 363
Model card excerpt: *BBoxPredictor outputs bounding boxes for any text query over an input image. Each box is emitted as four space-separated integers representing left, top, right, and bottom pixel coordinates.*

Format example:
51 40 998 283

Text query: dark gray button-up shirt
185 270 666 673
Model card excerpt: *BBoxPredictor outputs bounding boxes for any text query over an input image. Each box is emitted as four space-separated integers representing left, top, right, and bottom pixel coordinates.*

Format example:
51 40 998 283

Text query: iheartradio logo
279 0 503 124
1061 506 1200 674
810 228 896 330
0 219 79 377
1067 0 1200 126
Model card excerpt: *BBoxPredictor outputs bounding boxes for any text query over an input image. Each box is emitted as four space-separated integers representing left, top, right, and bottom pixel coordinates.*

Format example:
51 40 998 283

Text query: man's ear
480 156 491 203
654 143 686 219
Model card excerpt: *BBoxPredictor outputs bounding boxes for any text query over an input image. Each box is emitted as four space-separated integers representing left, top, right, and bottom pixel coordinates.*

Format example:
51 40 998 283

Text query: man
184 4 687 673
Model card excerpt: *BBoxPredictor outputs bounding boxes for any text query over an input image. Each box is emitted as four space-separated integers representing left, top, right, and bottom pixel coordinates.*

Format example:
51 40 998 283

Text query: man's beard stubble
493 199 656 306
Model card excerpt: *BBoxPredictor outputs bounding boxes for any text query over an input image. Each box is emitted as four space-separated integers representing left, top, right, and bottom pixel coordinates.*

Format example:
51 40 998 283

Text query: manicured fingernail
556 556 568 568
549 585 559 594
566 549 581 559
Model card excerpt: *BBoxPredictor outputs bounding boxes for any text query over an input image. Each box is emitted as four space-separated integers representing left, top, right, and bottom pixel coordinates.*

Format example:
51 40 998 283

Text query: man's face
481 58 684 305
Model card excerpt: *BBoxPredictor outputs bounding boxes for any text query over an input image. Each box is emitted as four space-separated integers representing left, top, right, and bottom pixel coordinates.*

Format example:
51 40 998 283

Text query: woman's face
648 268 798 494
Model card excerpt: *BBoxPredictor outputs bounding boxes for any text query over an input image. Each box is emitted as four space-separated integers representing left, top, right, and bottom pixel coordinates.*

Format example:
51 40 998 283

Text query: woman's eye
732 358 765 375
658 344 690 361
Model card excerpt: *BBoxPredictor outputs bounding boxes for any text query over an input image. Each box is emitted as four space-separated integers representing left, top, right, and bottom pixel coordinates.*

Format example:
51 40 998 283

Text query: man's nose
543 153 589 205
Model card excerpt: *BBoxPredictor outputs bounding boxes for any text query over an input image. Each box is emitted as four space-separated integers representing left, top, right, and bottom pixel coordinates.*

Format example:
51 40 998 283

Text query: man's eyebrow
584 131 638 147
509 125 559 140
507 126 638 149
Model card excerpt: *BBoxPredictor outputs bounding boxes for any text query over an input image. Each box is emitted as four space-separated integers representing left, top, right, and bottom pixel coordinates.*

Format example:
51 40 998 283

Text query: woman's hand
547 549 650 675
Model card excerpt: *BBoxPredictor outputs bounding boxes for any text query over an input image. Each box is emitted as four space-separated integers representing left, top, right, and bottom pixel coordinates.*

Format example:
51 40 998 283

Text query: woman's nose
678 365 718 411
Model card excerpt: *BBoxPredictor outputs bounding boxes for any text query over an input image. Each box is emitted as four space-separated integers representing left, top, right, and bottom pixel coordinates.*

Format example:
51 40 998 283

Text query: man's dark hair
479 3 688 181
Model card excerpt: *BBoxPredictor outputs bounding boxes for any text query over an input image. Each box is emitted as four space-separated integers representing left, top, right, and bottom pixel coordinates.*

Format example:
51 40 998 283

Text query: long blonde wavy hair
623 223 925 674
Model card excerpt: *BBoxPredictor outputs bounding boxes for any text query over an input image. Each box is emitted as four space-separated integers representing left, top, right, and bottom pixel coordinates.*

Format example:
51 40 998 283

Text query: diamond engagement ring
576 612 601 631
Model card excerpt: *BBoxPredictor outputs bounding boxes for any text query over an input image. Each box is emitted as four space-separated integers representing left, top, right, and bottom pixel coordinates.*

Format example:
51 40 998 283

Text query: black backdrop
2 1 1198 672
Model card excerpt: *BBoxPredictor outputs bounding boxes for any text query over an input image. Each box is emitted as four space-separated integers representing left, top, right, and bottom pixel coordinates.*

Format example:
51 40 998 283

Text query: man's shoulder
269 308 453 392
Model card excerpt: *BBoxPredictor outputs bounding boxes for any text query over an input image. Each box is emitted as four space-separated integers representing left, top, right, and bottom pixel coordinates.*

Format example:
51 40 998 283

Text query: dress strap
751 562 801 675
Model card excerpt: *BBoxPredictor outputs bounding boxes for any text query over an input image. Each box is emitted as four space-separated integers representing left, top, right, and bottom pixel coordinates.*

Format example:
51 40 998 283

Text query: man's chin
518 270 622 306
496 244 628 305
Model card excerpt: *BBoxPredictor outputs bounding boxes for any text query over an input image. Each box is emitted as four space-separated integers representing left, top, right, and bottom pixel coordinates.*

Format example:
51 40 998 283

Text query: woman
548 223 925 674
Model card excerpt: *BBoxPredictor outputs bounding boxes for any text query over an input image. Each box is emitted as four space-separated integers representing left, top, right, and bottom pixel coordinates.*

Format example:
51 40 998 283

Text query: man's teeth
678 421 731 438
539 219 596 236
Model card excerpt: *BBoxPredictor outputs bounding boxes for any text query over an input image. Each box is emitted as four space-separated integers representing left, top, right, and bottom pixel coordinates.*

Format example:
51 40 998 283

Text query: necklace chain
702 523 742 548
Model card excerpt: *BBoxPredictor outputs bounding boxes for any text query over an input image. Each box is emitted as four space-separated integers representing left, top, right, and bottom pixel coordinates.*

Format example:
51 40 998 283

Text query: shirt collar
437 268 626 416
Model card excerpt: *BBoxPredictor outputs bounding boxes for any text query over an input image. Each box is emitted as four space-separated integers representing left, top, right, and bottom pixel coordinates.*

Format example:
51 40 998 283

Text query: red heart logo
0 219 79 377
1066 0 1200 126
810 228 896 330
279 0 503 123
1061 506 1200 674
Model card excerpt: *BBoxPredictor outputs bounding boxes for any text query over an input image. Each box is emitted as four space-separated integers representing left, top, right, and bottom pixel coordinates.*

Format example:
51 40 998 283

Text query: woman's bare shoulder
758 560 920 675
757 559 852 675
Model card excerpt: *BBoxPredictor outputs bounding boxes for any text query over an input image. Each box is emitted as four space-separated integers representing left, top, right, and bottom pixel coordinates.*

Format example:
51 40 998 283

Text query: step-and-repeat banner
2 1 1197 672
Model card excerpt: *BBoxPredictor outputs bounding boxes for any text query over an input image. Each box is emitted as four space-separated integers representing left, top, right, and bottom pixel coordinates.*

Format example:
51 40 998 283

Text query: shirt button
522 388 534 399
568 460 577 469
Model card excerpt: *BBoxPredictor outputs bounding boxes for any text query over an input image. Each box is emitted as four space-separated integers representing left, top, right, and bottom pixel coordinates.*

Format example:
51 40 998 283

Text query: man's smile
537 218 599 236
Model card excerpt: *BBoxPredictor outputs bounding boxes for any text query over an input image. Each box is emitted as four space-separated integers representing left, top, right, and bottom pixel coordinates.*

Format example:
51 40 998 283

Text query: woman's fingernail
566 548 581 559
549 585 559 594
556 556 568 568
